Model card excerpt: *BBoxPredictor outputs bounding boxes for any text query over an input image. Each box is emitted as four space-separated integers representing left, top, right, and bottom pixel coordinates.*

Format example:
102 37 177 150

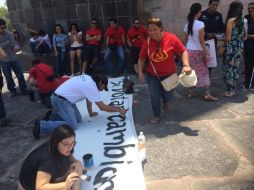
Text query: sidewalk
0 60 254 190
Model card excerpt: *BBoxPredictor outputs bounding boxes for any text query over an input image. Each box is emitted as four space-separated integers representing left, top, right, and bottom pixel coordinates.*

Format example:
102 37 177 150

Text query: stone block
33 8 44 22
89 3 103 19
74 0 89 4
76 3 89 19
116 1 129 16
24 9 34 23
40 0 53 7
6 0 16 11
103 2 116 18
41 7 54 21
30 0 41 8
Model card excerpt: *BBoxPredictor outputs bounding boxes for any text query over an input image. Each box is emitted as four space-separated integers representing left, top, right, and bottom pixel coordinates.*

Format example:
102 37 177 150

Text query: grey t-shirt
0 31 17 62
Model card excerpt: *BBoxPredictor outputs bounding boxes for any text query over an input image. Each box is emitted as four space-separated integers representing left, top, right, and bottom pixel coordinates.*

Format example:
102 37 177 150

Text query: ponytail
187 3 202 36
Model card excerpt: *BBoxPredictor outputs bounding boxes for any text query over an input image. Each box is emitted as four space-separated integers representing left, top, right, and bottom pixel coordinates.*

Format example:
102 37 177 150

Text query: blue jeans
40 95 82 134
146 73 174 118
56 47 67 76
0 60 27 93
0 93 5 119
104 46 125 74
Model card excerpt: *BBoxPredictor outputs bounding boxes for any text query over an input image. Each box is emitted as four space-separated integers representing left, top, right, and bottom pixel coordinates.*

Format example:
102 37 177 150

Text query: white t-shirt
68 31 83 47
55 74 101 103
38 34 52 49
184 20 204 51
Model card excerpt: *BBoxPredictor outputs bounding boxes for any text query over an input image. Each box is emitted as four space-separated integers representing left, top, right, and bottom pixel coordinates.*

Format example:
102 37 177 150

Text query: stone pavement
0 60 254 190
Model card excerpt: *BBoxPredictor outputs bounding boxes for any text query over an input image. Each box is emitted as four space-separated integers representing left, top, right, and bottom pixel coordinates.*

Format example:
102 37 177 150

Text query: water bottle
138 132 146 161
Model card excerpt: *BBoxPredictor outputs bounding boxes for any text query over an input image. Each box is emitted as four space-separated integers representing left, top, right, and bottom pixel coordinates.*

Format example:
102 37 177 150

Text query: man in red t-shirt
29 59 60 107
104 18 126 77
127 18 148 74
83 18 102 74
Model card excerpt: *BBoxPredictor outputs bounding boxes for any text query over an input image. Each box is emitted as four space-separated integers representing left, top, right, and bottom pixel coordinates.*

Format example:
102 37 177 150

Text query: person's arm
181 50 191 74
36 171 79 190
137 58 146 83
182 32 188 45
95 101 127 116
0 47 7 58
86 99 98 117
28 77 37 87
199 27 208 61
224 19 234 42
77 32 83 43
52 35 58 55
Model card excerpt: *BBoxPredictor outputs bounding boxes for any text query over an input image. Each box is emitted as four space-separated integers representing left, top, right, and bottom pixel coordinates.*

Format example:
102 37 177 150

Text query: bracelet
183 65 190 67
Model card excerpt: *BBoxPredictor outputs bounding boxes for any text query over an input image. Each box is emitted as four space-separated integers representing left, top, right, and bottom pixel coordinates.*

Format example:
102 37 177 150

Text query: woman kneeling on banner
18 124 83 190
138 17 192 124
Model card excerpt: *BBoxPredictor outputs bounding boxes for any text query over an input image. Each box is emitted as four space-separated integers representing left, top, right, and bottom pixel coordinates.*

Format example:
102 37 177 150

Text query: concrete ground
0 57 253 190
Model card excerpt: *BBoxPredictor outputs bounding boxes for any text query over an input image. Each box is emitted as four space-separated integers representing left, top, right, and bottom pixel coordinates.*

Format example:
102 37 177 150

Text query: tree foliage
0 6 11 29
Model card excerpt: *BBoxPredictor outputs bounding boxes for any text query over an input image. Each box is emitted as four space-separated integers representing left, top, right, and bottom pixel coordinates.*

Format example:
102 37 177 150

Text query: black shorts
130 47 141 65
70 46 83 51
83 44 100 62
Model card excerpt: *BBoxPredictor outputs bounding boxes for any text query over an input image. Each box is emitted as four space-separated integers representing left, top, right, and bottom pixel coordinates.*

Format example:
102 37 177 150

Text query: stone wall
7 0 137 48
143 0 252 37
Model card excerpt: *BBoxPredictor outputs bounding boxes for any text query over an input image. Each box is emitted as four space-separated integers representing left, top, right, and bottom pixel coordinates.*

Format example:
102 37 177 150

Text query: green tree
0 6 11 29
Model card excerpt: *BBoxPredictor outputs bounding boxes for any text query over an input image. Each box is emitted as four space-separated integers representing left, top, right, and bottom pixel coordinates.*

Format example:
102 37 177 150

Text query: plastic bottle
138 132 146 161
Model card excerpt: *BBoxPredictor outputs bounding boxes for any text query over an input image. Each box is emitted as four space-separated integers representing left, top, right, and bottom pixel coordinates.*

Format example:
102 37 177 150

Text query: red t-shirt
29 63 59 93
105 26 125 46
139 32 186 77
86 28 102 45
127 25 148 47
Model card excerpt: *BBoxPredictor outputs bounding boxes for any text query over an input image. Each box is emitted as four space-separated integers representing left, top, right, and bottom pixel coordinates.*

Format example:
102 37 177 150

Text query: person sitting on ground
28 28 52 55
0 67 11 127
18 124 83 190
36 29 52 55
33 74 128 140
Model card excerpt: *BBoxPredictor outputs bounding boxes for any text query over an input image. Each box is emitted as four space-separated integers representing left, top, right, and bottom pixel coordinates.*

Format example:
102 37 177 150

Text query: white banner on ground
205 39 217 68
74 77 146 190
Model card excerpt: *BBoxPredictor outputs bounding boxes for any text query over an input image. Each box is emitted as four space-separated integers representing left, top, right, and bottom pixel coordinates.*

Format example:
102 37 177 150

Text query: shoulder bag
147 38 179 91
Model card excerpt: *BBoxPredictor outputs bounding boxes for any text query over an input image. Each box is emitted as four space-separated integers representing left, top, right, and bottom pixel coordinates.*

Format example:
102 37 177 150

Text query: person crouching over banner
138 17 192 124
18 124 83 190
33 74 128 139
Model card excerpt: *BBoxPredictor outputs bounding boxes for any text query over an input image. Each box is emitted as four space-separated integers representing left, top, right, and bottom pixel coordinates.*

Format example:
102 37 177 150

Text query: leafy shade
0 6 11 29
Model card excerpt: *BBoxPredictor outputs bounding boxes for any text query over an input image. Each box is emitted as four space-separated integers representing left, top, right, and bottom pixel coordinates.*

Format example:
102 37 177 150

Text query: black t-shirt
199 9 224 39
19 142 70 190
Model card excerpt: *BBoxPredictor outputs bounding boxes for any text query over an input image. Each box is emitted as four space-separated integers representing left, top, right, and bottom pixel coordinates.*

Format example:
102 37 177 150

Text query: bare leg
70 51 76 75
76 49 83 74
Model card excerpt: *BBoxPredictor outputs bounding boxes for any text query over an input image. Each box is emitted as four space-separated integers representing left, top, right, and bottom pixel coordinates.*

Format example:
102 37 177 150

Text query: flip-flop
219 91 235 97
149 117 160 124
204 94 218 101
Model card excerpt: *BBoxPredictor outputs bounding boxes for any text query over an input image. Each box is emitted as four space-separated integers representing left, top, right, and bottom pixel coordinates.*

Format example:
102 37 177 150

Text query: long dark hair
187 3 202 36
225 1 244 34
69 23 80 33
54 24 65 34
49 124 76 171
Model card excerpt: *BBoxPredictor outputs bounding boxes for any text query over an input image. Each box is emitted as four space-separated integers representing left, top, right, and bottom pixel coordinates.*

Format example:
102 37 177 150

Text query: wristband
183 65 190 67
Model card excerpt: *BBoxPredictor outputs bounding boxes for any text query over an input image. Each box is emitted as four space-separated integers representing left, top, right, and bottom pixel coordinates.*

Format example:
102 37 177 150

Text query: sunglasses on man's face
91 22 97 25
0 26 7 30
134 22 140 24
248 7 254 10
